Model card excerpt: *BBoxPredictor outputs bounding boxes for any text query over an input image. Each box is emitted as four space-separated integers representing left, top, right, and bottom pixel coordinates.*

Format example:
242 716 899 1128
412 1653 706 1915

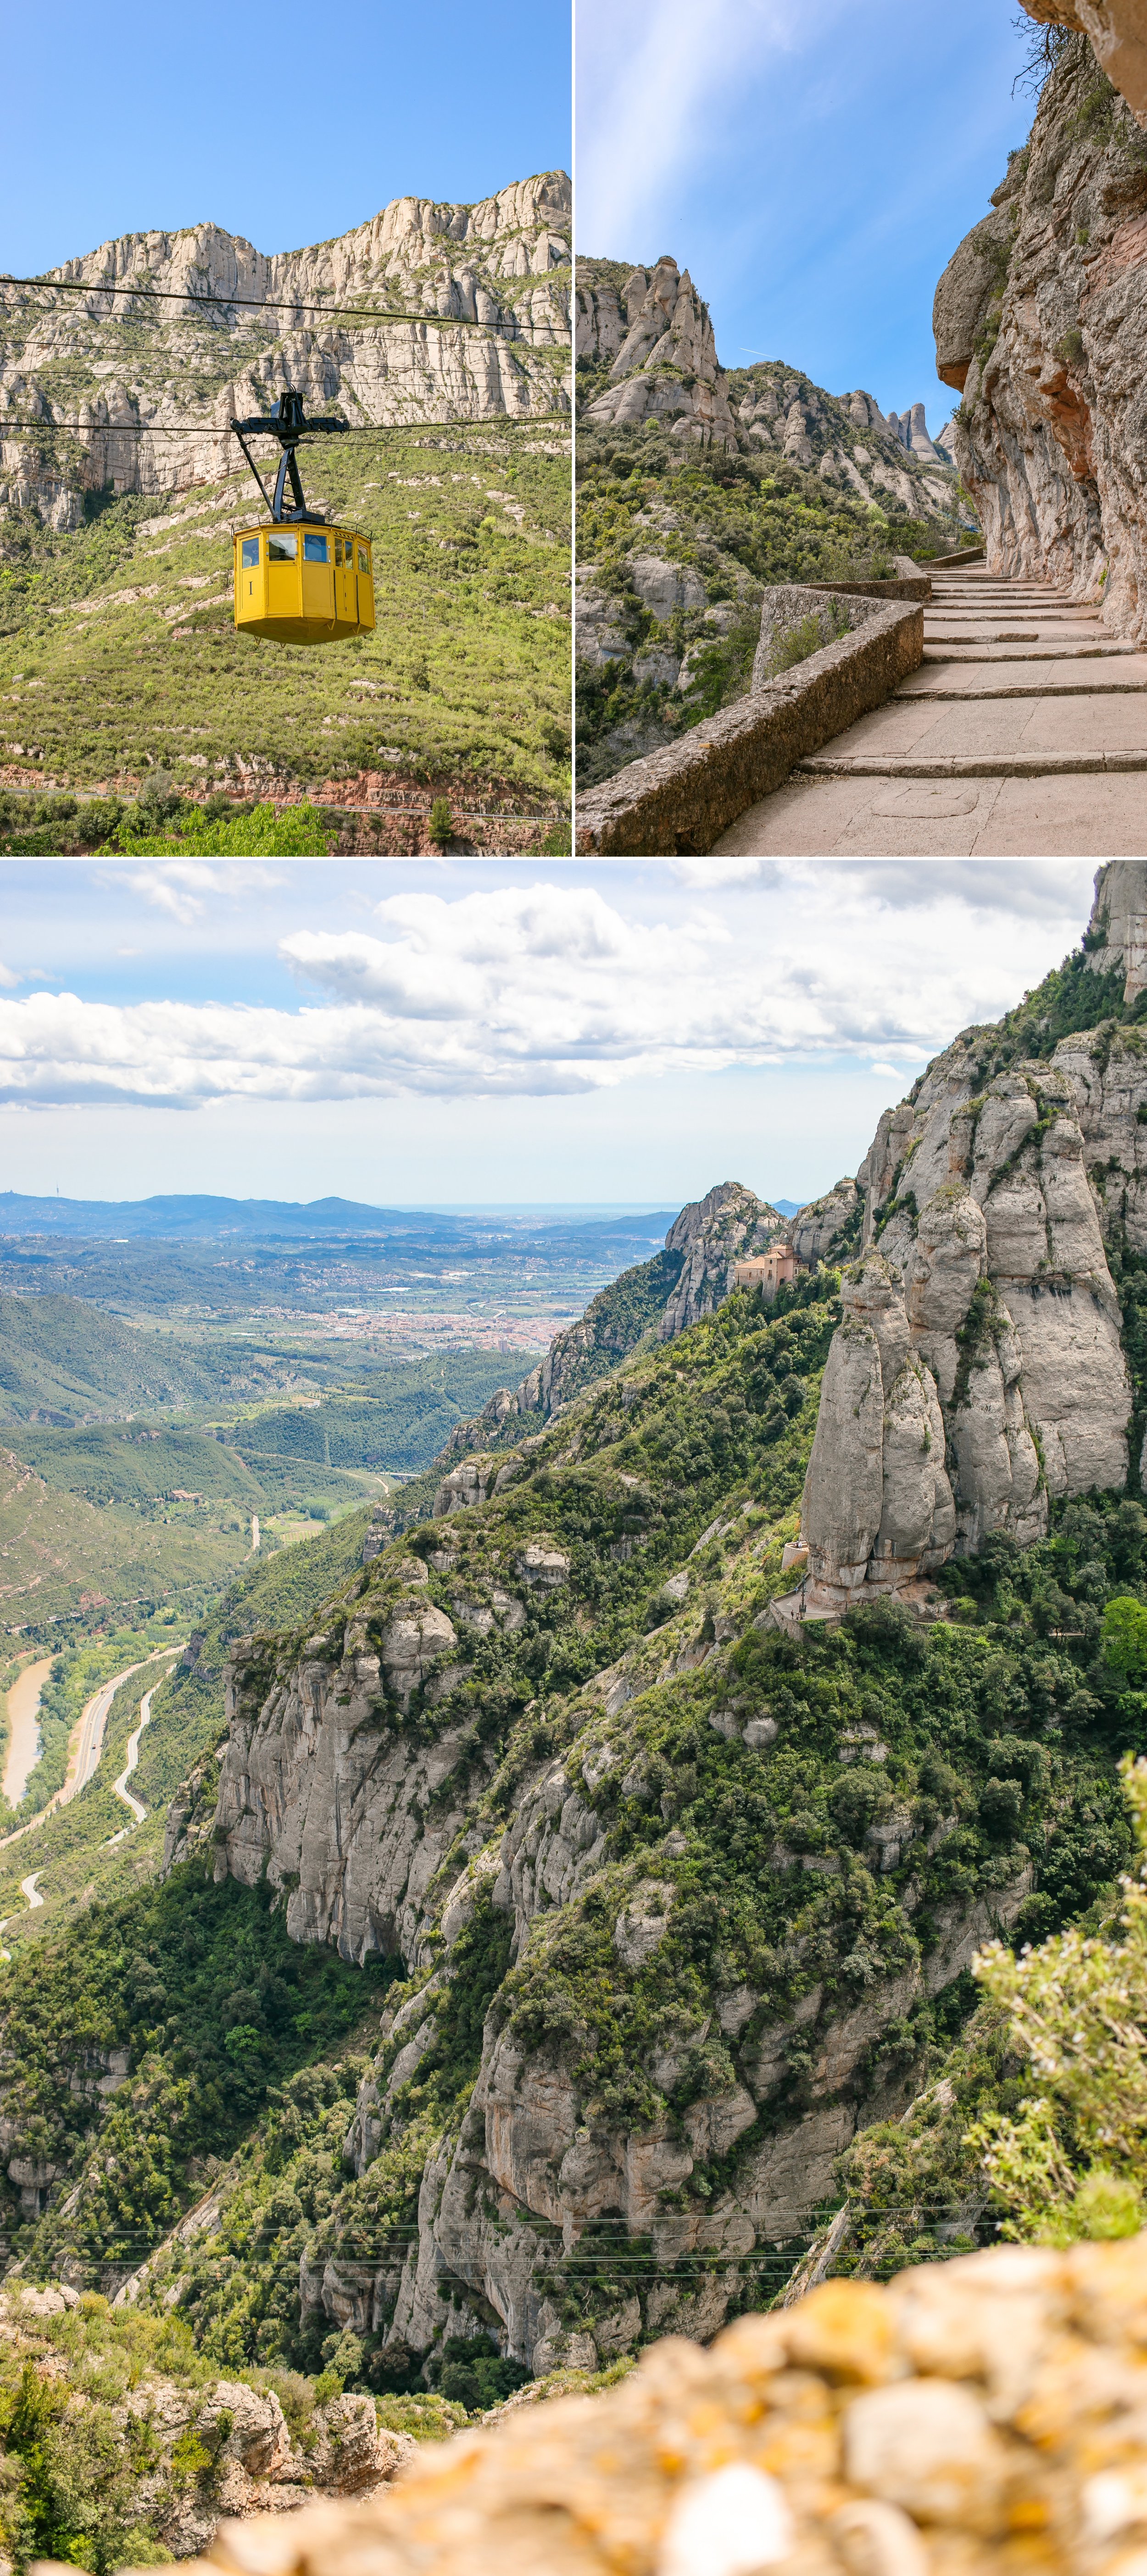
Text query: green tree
1101 1594 1147 1682
427 796 454 849
0 2358 163 2572
968 1753 1147 2242
100 800 333 856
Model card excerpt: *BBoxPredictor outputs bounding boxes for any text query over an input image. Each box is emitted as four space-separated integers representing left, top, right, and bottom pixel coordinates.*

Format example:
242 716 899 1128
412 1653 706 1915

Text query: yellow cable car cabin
233 524 375 645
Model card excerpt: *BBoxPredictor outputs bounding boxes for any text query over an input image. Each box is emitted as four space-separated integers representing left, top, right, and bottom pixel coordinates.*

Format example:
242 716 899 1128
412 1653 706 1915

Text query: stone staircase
712 565 1147 855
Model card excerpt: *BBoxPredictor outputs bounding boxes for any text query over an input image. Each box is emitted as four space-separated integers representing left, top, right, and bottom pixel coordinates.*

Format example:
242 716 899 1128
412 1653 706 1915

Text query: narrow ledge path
712 566 1147 856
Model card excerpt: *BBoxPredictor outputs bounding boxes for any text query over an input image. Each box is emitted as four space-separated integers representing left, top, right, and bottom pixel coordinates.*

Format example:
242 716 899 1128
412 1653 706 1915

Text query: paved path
712 566 1147 855
106 1665 176 1845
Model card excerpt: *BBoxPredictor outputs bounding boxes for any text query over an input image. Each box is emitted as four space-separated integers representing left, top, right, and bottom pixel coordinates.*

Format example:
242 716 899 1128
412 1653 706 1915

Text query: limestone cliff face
580 258 740 453
1020 0 1147 125
0 173 570 530
798 866 1147 1608
933 41 1147 637
425 1182 787 1476
204 1566 1031 2376
577 255 959 518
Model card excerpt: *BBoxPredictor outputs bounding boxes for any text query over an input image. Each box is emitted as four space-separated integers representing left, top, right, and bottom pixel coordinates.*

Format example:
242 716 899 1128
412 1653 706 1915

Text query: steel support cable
16 2210 983 2264
0 273 554 337
0 416 559 435
17 2207 974 2241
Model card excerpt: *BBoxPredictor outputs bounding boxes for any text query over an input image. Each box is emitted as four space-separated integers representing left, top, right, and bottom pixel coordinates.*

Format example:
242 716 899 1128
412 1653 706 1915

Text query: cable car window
357 546 369 572
334 540 344 566
241 537 260 567
303 533 329 562
267 533 297 562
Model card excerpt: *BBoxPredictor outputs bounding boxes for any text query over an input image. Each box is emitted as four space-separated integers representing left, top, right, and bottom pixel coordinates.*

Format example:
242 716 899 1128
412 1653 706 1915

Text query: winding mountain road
106 1669 173 1846
0 1644 181 1861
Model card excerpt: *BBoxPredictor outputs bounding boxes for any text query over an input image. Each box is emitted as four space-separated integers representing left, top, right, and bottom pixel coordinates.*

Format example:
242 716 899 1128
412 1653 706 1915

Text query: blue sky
0 860 1097 1210
577 0 1042 436
2 0 570 278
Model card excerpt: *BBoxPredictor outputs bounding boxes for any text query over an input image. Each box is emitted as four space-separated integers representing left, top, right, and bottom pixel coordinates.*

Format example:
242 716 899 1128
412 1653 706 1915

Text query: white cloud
672 859 1094 920
0 868 1098 1113
578 0 841 255
116 863 284 926
838 860 1097 920
671 859 784 890
0 961 19 991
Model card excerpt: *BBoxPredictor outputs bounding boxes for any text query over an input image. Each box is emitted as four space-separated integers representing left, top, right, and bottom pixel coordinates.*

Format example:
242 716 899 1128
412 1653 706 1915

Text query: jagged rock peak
721 360 960 517
1086 860 1147 1000
425 1179 788 1478
661 1180 787 1335
581 256 740 453
791 867 1147 1615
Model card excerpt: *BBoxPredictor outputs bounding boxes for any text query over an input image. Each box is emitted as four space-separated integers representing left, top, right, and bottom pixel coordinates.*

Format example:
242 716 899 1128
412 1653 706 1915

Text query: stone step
796 750 1147 779
928 610 1093 620
925 636 1089 648
927 618 1101 628
921 643 1137 660
930 611 1077 619
896 680 1147 699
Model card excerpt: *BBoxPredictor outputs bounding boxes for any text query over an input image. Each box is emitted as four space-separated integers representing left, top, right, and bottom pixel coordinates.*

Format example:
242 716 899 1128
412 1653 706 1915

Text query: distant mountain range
0 1193 678 1248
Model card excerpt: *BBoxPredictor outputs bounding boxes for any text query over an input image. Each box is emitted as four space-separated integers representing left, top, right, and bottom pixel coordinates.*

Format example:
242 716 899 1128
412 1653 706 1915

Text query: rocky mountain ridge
15 873 1147 2436
170 1269 1050 2381
1 173 571 532
792 862 1147 1611
575 253 974 788
400 1182 790 1508
933 37 1147 636
577 255 960 519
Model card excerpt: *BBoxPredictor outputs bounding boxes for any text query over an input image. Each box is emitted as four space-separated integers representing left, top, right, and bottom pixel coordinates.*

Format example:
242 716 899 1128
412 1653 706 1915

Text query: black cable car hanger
228 387 348 523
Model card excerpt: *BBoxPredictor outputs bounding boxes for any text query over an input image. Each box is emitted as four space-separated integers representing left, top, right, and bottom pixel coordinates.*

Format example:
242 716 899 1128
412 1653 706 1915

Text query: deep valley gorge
7 869 1147 2558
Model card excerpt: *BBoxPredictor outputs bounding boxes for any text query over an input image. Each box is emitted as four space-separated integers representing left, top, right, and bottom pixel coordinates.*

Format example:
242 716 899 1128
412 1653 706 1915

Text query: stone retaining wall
575 599 924 856
806 573 931 600
926 543 986 567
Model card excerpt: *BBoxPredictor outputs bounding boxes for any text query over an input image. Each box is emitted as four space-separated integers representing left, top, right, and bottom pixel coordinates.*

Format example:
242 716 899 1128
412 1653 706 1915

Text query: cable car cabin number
234 524 375 645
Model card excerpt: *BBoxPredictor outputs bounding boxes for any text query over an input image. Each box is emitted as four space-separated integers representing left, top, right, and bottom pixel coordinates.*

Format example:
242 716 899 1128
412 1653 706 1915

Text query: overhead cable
0 271 554 336
0 418 410 436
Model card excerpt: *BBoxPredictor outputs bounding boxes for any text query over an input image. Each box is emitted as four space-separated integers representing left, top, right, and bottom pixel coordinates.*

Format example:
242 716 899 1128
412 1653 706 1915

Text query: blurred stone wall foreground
95 2231 1147 2576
